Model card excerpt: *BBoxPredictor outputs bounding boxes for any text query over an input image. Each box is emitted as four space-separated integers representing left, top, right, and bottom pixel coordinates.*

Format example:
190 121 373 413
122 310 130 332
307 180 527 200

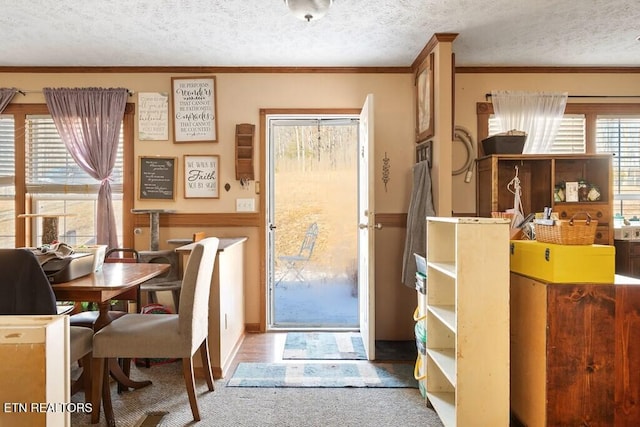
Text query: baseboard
193 331 247 380
220 331 246 379
245 323 261 333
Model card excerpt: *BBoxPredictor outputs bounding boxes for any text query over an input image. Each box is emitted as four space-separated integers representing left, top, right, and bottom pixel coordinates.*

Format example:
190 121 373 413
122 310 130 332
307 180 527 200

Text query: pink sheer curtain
0 88 18 112
43 87 128 249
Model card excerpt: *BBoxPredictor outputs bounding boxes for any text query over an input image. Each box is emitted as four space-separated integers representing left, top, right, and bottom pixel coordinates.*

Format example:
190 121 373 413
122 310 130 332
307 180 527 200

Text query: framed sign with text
184 154 220 199
138 92 169 140
171 76 218 143
138 156 176 200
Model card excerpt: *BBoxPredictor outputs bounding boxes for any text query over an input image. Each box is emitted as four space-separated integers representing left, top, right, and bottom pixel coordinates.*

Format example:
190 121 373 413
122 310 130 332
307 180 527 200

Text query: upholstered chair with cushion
0 248 94 401
90 237 219 425
139 232 206 312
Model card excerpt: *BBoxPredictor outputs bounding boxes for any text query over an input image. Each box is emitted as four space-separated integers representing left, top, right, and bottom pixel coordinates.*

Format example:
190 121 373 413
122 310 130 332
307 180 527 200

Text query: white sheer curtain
491 90 568 153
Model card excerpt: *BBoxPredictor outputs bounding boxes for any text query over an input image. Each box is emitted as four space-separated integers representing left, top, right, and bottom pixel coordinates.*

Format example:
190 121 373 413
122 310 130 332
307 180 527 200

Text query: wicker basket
535 212 597 245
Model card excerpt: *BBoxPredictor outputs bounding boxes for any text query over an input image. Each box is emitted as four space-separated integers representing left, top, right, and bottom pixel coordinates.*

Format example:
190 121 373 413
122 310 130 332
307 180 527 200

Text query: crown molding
0 66 411 74
456 66 640 74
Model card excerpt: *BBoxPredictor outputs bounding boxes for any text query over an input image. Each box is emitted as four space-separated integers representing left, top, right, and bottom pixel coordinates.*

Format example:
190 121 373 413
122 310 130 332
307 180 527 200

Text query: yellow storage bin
510 240 615 283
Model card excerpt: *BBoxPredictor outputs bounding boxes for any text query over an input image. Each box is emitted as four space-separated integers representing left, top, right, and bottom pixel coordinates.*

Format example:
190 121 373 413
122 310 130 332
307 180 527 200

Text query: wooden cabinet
614 239 640 278
510 272 640 426
476 154 613 245
425 217 510 427
0 315 71 427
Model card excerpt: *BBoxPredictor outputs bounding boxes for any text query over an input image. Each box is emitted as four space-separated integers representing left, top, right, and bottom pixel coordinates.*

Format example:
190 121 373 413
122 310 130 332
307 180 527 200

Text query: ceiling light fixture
285 0 333 22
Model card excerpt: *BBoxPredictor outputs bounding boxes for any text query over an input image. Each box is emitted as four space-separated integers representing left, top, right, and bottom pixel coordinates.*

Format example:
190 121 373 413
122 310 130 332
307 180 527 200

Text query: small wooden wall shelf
235 123 255 181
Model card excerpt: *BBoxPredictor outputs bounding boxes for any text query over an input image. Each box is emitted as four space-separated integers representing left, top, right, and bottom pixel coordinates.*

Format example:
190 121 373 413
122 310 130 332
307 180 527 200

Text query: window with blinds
0 115 16 247
595 116 640 218
25 115 124 193
488 114 586 153
0 115 15 188
13 114 125 246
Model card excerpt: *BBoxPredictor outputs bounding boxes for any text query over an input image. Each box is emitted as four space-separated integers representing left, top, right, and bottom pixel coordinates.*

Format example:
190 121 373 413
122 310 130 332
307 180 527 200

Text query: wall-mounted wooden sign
138 156 176 200
171 76 218 143
138 92 169 141
184 154 220 199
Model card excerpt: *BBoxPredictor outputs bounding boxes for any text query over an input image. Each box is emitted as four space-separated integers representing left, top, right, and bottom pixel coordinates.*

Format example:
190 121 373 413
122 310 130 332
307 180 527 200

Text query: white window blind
595 116 640 217
25 114 124 193
0 115 16 247
0 115 15 188
488 114 586 153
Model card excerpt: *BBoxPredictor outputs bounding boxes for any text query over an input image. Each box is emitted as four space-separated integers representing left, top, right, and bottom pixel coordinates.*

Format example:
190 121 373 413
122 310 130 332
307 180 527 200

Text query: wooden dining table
51 262 169 390
51 262 169 328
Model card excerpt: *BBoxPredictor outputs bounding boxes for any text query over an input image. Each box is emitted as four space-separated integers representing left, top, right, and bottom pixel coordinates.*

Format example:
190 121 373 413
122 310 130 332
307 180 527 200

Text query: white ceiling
1 0 639 68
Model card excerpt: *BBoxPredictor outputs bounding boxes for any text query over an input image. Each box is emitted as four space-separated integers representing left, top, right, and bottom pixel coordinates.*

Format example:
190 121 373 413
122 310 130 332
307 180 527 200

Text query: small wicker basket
535 212 597 245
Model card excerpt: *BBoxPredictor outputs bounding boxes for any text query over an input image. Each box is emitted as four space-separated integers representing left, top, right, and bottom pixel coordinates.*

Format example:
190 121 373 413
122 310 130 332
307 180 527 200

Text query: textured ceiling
1 0 639 68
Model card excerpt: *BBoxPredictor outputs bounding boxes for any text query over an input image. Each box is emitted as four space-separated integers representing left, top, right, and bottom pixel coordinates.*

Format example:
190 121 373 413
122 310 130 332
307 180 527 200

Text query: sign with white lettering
171 76 218 143
184 155 219 199
138 92 169 140
139 157 176 200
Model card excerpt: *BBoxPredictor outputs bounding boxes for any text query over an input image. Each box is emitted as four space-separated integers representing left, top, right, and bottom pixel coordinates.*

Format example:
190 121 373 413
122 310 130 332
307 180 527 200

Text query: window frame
476 102 640 155
2 103 135 248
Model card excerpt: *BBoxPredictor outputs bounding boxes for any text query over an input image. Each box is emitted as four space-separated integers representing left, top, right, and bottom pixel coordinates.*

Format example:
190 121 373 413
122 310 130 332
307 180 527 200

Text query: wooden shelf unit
235 123 255 181
476 154 613 245
425 217 510 427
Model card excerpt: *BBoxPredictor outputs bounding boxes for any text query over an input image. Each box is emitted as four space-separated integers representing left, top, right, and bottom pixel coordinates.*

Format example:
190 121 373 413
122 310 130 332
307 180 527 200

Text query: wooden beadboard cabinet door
615 286 640 424
546 285 616 426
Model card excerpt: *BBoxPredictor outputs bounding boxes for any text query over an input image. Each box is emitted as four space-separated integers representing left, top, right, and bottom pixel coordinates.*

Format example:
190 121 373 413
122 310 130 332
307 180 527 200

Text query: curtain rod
484 93 640 100
17 89 135 96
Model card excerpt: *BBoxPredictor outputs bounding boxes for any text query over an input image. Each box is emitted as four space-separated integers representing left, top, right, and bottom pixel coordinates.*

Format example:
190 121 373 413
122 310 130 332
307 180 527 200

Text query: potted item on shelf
587 185 601 201
554 182 566 202
481 130 527 155
578 180 590 202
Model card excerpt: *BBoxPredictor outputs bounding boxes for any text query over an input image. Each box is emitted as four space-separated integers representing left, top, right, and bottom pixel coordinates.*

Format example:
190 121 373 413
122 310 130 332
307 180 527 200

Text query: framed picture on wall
171 76 218 143
138 92 169 141
138 156 176 200
184 154 220 199
415 52 434 143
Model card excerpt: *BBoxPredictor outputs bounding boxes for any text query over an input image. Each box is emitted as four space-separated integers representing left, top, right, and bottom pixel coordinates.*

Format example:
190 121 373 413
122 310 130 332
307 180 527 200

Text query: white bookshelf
425 217 510 427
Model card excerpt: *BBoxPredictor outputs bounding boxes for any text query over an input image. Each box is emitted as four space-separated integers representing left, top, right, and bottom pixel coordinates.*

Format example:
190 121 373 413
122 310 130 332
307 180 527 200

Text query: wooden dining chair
0 248 94 402
91 237 220 425
70 248 141 326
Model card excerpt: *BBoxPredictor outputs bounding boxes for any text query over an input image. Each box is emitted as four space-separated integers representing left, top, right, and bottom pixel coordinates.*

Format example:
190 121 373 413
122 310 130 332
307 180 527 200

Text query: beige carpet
71 362 444 427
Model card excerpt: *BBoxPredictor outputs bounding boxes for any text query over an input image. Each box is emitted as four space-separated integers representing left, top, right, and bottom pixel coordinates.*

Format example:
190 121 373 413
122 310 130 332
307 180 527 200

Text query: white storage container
614 226 640 240
73 244 107 271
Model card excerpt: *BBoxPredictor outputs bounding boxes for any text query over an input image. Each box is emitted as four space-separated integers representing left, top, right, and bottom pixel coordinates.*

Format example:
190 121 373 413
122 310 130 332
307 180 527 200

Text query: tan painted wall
453 72 640 214
3 72 419 339
8 69 638 338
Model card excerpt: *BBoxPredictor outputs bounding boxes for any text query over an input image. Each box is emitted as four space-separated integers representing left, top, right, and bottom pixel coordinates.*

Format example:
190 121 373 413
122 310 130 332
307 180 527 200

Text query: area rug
283 332 366 360
227 362 417 388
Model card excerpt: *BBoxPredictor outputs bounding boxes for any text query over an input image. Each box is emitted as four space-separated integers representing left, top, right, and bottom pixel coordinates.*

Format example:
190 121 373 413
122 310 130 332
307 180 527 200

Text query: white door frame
259 108 369 332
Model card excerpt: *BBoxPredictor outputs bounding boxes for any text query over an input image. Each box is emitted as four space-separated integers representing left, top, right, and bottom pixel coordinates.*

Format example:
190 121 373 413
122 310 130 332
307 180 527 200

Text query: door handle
359 223 382 230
